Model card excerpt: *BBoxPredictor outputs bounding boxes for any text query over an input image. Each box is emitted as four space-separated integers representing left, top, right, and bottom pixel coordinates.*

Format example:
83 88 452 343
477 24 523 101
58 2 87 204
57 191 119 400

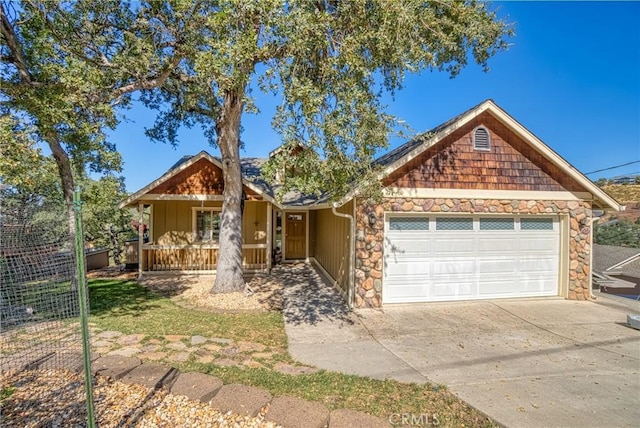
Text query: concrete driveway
284 266 640 427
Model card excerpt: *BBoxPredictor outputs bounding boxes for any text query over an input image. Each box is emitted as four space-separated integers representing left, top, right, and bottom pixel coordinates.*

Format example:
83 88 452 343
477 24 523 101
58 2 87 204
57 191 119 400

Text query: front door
285 212 306 259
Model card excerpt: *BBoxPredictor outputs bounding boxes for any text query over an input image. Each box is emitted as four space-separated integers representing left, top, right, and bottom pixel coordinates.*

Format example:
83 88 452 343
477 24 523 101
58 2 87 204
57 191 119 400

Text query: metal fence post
73 188 96 427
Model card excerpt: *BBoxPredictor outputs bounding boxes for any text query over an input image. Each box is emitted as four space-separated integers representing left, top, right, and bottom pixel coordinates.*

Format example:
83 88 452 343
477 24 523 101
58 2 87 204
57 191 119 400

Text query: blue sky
108 1 640 193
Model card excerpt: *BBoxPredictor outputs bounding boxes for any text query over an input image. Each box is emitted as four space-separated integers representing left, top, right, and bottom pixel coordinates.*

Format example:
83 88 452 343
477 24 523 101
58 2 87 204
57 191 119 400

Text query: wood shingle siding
148 158 262 199
384 113 585 192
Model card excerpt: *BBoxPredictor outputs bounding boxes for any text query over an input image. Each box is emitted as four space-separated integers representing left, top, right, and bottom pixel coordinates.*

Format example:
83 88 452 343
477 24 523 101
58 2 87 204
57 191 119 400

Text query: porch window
194 209 221 242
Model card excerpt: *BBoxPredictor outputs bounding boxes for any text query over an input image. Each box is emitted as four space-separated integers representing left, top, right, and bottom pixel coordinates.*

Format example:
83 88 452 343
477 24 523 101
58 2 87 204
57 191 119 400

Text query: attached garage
383 214 561 303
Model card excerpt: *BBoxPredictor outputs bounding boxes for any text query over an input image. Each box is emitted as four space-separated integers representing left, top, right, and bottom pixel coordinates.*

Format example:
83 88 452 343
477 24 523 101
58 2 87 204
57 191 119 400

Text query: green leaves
258 0 512 200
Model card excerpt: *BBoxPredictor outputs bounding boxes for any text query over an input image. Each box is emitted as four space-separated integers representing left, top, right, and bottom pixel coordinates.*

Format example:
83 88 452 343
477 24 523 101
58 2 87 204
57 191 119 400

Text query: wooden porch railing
141 244 268 272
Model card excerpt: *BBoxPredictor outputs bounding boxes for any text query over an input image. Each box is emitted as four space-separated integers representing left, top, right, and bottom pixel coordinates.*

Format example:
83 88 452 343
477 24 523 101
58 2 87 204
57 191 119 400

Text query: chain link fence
1 192 95 425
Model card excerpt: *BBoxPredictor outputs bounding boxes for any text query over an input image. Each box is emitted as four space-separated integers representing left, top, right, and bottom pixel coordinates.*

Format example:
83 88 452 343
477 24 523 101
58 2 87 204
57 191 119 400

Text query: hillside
600 184 640 223
602 184 640 203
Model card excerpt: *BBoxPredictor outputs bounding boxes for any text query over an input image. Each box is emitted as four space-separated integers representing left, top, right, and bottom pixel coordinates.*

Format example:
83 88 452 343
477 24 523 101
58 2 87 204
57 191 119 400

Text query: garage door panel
520 237 557 252
431 238 474 254
519 257 557 273
518 275 557 293
477 238 519 253
385 240 430 255
477 258 518 274
479 279 520 296
384 215 560 303
432 259 475 276
385 260 431 276
384 280 433 302
431 282 474 297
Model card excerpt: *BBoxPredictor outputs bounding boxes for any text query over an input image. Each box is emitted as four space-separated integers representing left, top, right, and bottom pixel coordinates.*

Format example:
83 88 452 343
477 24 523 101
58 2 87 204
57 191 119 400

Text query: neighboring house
120 100 620 308
593 244 640 296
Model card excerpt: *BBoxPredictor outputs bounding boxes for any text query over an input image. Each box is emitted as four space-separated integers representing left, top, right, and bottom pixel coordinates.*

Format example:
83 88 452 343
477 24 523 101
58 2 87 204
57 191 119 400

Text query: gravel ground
138 274 283 312
0 369 281 427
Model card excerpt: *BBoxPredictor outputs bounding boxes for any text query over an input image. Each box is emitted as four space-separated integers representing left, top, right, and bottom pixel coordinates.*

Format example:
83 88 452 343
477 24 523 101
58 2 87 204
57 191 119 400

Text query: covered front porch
132 198 274 274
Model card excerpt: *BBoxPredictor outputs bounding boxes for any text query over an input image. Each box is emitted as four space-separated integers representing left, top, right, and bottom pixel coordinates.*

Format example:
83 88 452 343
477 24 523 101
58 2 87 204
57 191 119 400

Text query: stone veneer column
354 198 592 308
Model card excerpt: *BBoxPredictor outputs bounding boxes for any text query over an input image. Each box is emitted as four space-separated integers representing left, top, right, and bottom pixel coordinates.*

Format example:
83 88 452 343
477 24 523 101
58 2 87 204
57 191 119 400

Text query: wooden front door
285 212 306 259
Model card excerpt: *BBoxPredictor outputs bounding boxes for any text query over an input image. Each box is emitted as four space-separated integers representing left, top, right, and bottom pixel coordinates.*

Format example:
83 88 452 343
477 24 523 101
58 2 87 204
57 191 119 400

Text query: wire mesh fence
1 193 94 424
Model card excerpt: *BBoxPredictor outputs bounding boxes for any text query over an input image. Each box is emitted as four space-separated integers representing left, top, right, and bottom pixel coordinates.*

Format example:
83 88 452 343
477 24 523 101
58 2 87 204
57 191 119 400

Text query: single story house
120 100 619 308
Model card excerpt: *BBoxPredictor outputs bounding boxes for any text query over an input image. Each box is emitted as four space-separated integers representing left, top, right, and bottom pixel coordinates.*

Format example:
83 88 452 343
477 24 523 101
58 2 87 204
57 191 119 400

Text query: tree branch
111 54 182 100
0 3 35 85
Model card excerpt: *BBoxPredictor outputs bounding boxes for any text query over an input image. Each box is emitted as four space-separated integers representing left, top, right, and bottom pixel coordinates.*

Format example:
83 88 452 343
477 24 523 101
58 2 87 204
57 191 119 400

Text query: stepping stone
138 351 166 361
120 363 179 389
170 351 191 362
237 341 266 353
93 355 141 380
203 343 222 352
210 337 233 345
213 358 240 367
267 395 330 428
140 344 160 352
274 362 319 375
92 340 113 348
218 346 239 356
171 372 223 403
108 347 141 357
193 349 215 364
117 334 145 346
167 342 187 350
210 384 272 417
190 335 207 345
329 409 392 428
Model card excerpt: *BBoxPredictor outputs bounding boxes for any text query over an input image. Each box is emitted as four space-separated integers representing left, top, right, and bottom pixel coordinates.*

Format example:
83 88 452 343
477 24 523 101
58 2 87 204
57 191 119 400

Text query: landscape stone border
91 356 391 427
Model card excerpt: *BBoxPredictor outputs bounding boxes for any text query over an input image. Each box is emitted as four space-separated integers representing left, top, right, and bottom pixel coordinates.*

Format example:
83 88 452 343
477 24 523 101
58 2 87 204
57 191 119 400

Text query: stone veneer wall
354 198 592 308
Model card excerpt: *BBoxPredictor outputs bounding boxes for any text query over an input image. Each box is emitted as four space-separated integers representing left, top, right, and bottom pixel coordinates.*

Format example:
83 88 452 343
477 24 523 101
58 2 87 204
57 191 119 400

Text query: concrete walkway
283 264 640 428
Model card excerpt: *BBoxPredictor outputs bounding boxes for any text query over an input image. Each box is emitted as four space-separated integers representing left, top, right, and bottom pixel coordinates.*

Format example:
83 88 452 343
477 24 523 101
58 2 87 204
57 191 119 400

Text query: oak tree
2 1 511 295
142 0 512 292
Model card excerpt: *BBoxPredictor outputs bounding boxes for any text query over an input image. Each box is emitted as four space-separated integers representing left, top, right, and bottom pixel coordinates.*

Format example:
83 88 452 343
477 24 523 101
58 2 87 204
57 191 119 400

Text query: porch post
138 203 143 278
266 203 272 272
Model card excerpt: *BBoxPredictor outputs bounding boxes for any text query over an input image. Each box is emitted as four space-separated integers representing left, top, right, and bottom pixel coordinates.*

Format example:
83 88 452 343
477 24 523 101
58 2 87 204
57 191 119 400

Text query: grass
1 386 16 401
89 279 285 347
88 279 496 426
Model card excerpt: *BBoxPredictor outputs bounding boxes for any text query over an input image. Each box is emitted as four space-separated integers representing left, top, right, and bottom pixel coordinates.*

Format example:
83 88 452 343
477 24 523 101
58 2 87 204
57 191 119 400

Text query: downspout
332 203 355 310
589 215 600 300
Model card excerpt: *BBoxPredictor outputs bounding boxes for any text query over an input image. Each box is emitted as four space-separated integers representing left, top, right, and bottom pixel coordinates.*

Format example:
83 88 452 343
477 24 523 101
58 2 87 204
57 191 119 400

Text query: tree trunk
212 89 245 293
109 225 122 265
47 135 80 291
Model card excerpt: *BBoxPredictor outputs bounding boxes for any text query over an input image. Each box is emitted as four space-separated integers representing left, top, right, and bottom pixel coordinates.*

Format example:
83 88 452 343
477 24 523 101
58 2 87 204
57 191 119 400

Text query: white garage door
383 215 560 303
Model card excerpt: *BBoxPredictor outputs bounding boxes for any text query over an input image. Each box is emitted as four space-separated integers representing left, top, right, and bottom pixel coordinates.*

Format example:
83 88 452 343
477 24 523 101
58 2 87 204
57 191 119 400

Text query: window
473 126 490 151
480 218 515 230
520 218 554 231
193 209 220 242
436 217 473 231
389 217 429 231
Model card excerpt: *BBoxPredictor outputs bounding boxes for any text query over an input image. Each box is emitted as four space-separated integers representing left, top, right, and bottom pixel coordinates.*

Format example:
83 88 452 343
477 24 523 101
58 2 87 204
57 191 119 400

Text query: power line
585 160 640 175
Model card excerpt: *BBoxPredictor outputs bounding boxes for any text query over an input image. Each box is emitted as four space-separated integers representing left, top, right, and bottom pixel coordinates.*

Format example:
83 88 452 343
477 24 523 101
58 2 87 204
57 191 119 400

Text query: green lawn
89 279 285 347
88 279 496 426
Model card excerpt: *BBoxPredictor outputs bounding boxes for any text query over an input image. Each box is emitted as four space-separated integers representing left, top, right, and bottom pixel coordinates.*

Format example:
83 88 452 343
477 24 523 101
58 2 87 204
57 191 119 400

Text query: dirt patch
138 274 283 313
87 266 138 280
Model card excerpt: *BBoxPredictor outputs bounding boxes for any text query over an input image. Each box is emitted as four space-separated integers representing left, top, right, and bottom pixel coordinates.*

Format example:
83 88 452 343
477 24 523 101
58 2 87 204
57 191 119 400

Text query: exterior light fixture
368 212 377 226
